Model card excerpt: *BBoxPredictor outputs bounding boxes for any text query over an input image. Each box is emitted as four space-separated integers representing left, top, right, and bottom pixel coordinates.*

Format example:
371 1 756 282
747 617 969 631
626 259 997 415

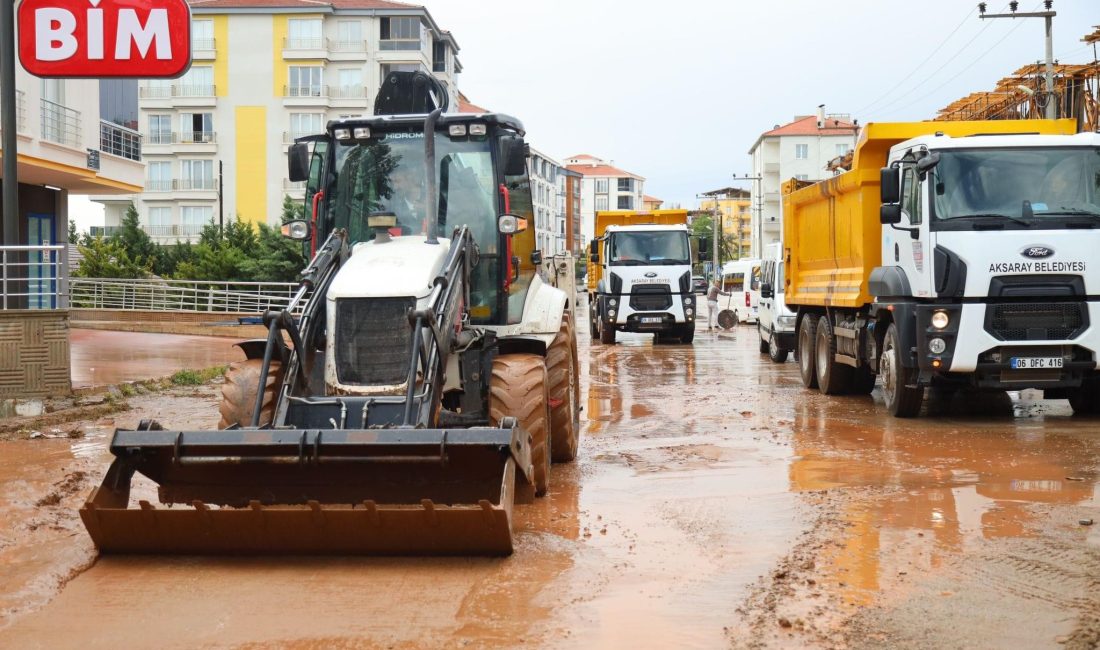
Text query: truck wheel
218 359 284 429
490 354 551 496
1068 379 1100 416
547 317 580 462
851 366 876 394
599 317 616 344
881 323 923 417
768 331 789 363
758 326 769 354
815 316 853 395
588 300 599 339
679 324 695 344
797 316 818 389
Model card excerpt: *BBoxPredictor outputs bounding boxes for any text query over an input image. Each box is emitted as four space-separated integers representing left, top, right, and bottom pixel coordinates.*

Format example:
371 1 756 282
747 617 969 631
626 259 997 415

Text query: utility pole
1 0 18 245
218 160 224 235
979 1 1057 119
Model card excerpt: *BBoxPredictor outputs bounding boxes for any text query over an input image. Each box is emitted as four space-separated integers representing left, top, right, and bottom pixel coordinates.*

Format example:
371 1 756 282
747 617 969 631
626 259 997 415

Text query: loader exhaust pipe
424 106 443 245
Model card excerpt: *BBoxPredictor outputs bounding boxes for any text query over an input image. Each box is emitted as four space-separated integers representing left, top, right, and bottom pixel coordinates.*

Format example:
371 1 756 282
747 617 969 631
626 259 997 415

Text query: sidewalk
70 329 244 388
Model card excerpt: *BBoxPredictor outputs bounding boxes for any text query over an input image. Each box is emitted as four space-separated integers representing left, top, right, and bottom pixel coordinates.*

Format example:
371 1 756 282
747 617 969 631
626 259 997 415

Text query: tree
239 223 307 282
281 195 305 224
110 203 157 272
68 220 78 244
73 236 147 279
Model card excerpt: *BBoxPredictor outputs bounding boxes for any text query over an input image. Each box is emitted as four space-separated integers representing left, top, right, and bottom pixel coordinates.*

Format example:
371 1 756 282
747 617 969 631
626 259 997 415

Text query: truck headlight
777 315 796 326
929 338 946 354
608 309 616 318
609 298 617 307
686 308 694 318
931 310 949 329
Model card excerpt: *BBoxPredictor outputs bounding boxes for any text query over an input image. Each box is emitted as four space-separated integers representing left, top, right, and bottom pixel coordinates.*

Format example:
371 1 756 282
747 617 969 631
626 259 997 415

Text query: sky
423 0 1099 208
70 0 1099 231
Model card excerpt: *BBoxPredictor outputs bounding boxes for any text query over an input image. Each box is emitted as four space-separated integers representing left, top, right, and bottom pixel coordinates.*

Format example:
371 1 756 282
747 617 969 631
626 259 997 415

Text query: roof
565 163 642 180
643 195 662 202
748 114 859 154
699 187 750 199
456 93 490 114
189 0 418 8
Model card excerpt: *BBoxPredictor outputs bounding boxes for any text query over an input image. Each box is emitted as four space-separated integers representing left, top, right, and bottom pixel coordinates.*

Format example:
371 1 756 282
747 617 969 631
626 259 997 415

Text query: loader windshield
931 147 1100 229
328 131 499 248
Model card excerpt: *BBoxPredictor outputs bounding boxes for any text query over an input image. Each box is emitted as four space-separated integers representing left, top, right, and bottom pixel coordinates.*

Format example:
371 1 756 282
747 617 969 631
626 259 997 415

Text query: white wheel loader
80 72 579 556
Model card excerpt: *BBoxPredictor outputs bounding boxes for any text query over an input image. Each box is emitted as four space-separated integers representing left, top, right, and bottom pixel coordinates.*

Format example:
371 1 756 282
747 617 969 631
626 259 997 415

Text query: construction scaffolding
934 26 1100 131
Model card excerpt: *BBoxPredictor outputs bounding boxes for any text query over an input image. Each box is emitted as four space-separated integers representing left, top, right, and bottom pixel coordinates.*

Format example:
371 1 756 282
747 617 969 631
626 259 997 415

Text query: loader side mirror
281 219 311 241
760 282 773 299
499 136 527 177
880 204 902 225
880 166 901 204
288 143 310 182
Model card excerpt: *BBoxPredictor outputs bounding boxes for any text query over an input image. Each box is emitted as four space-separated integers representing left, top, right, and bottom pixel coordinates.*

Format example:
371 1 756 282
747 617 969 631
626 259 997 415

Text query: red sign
18 0 192 78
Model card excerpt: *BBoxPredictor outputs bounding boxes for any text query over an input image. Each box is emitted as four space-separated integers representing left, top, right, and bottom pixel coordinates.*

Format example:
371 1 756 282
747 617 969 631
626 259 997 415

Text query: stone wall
0 310 71 398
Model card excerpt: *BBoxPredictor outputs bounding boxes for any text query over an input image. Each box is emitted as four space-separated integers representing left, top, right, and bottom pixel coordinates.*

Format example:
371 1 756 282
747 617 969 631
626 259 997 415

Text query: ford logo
644 272 658 278
1021 246 1054 259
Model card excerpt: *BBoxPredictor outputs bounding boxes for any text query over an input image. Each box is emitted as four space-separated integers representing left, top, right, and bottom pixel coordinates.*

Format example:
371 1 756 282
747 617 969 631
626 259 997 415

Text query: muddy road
1 325 1098 649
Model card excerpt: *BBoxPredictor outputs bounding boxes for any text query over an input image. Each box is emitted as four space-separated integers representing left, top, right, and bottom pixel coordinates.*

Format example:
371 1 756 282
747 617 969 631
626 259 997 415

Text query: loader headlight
469 123 487 136
929 338 946 354
334 128 352 141
353 127 371 139
448 124 467 137
931 310 950 330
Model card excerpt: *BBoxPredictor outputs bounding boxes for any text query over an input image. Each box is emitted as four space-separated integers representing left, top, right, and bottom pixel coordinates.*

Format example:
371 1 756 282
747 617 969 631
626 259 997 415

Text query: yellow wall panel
235 107 267 227
213 15 228 96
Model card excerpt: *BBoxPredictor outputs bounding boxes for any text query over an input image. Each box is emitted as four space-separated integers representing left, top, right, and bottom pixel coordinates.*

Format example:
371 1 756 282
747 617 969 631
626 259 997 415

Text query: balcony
283 179 306 191
283 37 328 59
40 99 82 149
89 226 121 238
380 38 420 52
146 224 205 238
144 180 173 192
145 131 217 146
100 121 142 161
140 84 217 107
283 85 329 108
283 131 318 144
192 37 216 60
174 178 218 191
329 40 368 60
330 86 367 99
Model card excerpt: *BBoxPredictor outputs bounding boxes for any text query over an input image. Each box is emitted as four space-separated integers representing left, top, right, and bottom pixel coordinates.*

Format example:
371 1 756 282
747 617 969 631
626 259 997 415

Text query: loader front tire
218 358 284 429
547 317 580 463
490 354 551 496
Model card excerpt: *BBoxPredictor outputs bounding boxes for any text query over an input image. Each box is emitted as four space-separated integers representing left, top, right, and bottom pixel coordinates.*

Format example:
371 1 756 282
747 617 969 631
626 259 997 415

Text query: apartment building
126 0 461 241
747 106 858 254
563 154 645 242
562 168 582 254
642 195 663 211
698 188 752 259
529 148 568 255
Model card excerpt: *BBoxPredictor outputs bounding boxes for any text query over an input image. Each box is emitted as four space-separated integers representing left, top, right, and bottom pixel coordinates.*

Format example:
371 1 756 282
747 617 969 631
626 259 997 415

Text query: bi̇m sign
18 0 192 78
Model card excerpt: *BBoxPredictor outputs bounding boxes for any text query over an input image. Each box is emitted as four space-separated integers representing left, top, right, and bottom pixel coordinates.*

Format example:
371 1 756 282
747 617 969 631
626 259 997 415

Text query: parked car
756 243 795 362
692 275 707 294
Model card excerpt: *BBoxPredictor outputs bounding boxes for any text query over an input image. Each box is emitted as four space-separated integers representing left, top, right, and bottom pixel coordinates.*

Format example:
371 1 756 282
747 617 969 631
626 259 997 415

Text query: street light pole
1 0 19 245
979 1 1058 119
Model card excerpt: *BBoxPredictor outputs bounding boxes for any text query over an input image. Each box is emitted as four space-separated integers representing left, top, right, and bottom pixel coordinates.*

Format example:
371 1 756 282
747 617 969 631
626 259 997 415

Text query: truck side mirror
760 282 773 299
589 239 598 263
880 167 900 204
880 204 902 225
916 151 940 174
288 143 310 182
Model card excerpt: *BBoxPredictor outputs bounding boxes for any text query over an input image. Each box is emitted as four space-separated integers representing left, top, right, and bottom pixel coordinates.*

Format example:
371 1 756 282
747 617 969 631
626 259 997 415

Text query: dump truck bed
782 119 1079 309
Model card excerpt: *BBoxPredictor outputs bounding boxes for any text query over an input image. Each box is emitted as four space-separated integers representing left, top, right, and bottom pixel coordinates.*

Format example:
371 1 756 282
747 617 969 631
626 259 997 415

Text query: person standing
706 280 730 331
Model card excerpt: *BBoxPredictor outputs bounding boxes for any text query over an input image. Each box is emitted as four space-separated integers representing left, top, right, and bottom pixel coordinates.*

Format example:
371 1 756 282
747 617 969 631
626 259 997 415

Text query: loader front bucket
80 426 533 556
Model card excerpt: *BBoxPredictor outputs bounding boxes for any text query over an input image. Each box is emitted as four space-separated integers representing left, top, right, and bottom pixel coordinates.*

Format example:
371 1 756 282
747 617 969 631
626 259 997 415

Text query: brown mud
0 321 1096 649
71 329 242 388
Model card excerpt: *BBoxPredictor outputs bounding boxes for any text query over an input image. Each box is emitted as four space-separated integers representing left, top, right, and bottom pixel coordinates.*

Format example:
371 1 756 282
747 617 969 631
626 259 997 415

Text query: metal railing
192 37 216 50
1 245 68 310
330 40 367 52
174 84 217 97
70 278 306 315
176 131 216 144
16 89 25 132
283 179 306 190
100 120 143 161
40 98 82 148
175 178 218 191
330 86 367 99
145 224 206 238
140 85 173 99
284 37 327 50
89 226 121 237
283 131 318 143
284 85 328 98
144 179 173 191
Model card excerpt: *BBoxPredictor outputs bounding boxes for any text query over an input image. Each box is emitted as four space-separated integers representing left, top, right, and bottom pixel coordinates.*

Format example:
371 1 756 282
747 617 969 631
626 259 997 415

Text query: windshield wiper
952 213 1031 227
1039 209 1100 218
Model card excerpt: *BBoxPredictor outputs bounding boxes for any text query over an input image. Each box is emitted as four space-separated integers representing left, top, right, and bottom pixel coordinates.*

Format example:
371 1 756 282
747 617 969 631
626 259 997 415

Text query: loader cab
289 114 536 326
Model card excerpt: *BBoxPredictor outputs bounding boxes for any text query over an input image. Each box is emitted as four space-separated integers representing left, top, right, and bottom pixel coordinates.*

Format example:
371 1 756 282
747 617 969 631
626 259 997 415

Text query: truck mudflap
80 423 533 556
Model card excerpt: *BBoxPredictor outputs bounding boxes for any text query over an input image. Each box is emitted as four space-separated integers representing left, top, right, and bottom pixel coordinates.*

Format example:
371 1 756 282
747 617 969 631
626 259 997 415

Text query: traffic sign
18 0 192 78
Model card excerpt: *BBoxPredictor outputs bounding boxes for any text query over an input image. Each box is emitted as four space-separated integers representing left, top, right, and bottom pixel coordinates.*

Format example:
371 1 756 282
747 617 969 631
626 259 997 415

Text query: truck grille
985 302 1086 341
335 297 414 385
629 285 672 311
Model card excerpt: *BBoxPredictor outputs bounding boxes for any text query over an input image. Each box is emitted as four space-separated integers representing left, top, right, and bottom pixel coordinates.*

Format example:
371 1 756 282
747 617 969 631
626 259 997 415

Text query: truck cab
588 222 696 344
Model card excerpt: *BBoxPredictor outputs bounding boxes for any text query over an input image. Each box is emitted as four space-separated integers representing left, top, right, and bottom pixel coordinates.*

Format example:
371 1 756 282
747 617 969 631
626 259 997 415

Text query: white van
719 259 761 324
756 243 796 362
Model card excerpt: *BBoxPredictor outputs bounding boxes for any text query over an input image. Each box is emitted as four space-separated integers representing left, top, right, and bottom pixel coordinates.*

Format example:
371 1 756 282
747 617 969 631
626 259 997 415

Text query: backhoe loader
79 72 580 555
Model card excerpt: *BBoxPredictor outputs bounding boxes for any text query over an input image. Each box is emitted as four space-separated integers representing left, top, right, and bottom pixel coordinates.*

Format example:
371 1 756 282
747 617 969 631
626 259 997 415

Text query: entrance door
27 213 56 309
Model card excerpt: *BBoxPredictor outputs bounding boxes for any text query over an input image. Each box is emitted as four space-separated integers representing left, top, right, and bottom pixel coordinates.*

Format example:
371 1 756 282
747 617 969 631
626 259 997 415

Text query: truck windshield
328 131 498 249
608 231 690 265
931 147 1100 228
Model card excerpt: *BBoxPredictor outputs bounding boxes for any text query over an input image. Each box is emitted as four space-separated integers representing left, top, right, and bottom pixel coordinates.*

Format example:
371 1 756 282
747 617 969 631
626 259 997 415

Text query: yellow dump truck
586 209 696 344
782 118 1100 417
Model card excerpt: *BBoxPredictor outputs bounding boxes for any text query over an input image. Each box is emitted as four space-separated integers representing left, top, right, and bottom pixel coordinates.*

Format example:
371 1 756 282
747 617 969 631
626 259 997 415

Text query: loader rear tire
218 358 284 429
490 354 551 496
547 316 580 463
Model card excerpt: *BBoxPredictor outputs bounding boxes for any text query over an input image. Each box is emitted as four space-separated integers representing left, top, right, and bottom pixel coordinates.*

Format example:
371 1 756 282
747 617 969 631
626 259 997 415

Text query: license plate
1009 357 1063 370
641 317 662 324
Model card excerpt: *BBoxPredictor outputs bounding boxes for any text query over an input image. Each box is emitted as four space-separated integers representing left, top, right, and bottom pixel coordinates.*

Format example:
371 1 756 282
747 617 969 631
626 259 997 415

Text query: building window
289 113 323 139
192 20 214 49
380 16 422 51
147 161 171 191
180 159 215 190
336 21 362 49
287 18 323 49
617 196 634 210
794 174 809 181
148 114 172 144
432 41 447 72
381 62 421 79
178 66 214 96
594 178 609 194
595 196 609 211
179 113 213 143
180 206 213 234
617 177 633 192
288 66 324 97
794 144 809 159
336 69 363 98
148 207 172 236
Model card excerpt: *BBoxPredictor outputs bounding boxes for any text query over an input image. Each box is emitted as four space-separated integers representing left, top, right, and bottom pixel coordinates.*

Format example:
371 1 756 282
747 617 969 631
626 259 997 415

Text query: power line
853 4 978 116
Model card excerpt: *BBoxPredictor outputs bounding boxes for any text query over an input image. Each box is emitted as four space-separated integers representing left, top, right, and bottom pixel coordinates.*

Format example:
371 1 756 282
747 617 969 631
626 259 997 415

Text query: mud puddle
71 329 241 388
